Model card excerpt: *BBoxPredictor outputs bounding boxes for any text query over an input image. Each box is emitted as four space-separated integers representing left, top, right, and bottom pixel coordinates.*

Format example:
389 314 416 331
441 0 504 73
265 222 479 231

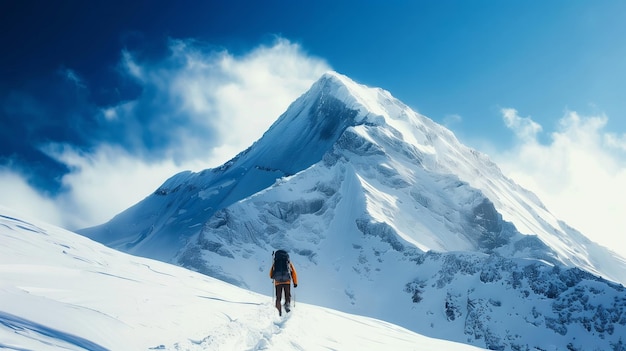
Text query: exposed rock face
80 71 626 350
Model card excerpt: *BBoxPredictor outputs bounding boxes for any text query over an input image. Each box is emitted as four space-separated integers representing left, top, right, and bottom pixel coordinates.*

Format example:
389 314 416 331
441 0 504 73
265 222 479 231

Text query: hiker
270 250 298 316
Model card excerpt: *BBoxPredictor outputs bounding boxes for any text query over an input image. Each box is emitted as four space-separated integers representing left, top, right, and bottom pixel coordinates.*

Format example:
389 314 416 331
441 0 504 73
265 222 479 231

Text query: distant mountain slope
0 206 486 351
79 72 626 350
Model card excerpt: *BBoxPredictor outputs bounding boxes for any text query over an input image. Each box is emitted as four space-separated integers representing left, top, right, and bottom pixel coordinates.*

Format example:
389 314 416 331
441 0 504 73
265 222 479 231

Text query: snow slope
81 71 626 285
0 206 486 351
78 72 626 350
78 73 361 262
172 141 626 350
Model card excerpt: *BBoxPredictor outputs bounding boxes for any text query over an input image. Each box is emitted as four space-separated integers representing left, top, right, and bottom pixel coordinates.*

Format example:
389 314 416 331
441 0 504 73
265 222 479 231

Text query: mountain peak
317 70 353 85
81 71 626 284
319 70 346 81
79 71 626 350
310 70 392 124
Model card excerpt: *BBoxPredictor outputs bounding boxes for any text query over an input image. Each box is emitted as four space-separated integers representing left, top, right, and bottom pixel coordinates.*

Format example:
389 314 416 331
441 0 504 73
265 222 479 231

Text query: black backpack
272 250 291 282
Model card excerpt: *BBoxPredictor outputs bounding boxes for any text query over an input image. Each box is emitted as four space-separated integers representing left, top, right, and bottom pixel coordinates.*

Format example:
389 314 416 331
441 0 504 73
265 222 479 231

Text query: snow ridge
79 71 626 350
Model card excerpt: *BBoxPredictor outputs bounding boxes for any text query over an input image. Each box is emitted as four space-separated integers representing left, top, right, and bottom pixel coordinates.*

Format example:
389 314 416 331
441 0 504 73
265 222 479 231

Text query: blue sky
2 1 626 257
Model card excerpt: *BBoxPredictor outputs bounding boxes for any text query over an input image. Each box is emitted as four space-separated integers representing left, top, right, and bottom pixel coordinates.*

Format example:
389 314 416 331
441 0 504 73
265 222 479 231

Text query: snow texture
78 71 626 350
0 206 488 350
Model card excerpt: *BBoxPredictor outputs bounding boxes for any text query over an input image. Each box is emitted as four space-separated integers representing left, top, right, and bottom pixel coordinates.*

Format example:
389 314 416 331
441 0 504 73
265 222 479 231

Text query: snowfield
0 206 485 350
75 71 626 350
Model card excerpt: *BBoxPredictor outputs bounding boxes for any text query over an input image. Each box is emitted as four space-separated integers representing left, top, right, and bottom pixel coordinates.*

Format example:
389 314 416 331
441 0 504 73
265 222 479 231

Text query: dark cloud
0 1 334 226
0 73 99 193
0 0 249 194
0 0 271 177
0 8 177 192
0 36 289 195
0 50 181 193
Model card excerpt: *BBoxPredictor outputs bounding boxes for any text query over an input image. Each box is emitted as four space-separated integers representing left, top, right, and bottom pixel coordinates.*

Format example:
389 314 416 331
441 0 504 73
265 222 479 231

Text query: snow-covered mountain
80 72 626 350
1 206 487 351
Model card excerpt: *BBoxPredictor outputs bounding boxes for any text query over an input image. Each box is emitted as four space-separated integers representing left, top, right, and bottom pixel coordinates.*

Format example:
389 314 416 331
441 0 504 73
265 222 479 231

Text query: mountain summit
80 72 362 259
80 71 626 350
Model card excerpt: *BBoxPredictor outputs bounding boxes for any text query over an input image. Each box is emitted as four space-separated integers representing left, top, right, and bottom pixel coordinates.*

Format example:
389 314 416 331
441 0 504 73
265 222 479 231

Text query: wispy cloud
44 144 204 229
605 132 626 152
442 113 462 128
61 68 86 89
0 38 331 230
493 108 626 257
501 108 543 142
0 167 63 225
106 37 330 165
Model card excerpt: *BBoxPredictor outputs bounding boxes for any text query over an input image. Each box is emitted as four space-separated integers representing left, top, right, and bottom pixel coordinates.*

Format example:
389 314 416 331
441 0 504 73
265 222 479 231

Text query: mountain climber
270 250 298 316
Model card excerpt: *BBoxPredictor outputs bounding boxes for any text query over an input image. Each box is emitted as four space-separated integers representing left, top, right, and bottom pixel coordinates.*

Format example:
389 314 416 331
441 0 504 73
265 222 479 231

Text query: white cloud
605 132 626 152
501 108 542 142
112 37 331 166
0 145 209 231
0 169 63 226
50 144 206 229
493 109 626 258
5 38 331 230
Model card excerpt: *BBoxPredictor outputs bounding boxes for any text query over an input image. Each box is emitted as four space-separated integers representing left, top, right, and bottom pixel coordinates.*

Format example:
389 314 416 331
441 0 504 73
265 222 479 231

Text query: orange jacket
270 262 298 286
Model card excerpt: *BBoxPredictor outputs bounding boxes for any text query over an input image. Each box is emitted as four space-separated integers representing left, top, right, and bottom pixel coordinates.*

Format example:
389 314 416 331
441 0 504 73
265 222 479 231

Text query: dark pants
275 283 291 312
